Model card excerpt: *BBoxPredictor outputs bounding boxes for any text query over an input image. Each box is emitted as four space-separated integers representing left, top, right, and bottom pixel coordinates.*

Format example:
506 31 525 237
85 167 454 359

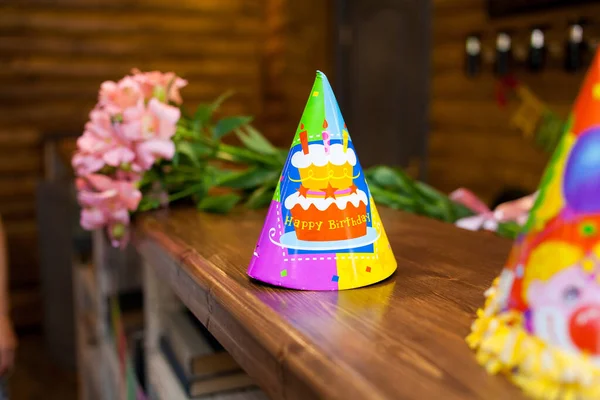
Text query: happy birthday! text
284 214 370 230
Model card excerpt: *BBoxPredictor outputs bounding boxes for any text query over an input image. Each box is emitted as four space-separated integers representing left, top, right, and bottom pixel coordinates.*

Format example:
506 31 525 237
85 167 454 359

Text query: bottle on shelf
495 31 513 76
565 20 587 72
528 26 547 72
465 33 482 77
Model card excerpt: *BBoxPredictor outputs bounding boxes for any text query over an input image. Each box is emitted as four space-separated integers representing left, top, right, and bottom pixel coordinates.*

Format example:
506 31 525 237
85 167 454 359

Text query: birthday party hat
468 50 600 399
247 71 397 290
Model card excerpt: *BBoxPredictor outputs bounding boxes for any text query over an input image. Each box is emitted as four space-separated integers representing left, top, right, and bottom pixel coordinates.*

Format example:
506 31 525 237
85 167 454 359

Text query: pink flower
121 98 180 141
99 76 144 114
146 98 181 139
120 98 180 169
73 69 187 246
114 169 143 182
72 152 105 176
135 139 175 170
80 208 108 230
77 174 141 211
131 69 187 104
77 174 142 247
74 109 136 173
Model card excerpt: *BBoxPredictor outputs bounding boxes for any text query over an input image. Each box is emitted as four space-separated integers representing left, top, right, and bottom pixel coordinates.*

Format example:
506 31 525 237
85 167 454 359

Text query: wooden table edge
134 220 390 400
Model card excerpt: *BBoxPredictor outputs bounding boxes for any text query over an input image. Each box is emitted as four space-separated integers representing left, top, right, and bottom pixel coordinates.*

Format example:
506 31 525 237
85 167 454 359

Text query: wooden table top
134 206 525 400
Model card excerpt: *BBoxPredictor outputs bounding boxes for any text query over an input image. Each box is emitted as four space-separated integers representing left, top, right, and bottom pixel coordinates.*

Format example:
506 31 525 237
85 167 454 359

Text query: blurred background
1 0 600 398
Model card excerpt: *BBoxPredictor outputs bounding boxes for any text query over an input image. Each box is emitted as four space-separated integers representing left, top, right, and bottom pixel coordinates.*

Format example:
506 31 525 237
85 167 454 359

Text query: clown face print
522 240 600 361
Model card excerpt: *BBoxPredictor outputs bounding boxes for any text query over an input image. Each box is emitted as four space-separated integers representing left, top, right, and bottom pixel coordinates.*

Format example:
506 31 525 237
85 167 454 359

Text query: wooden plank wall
0 0 266 329
0 128 42 328
0 0 265 129
260 0 334 147
0 0 332 329
430 0 600 204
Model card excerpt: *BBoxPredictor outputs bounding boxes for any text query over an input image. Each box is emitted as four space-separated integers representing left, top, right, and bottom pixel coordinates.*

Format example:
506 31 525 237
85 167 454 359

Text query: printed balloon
564 127 600 213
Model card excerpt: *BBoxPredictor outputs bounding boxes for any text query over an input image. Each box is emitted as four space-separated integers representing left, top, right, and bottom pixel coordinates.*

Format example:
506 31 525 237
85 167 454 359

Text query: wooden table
134 207 525 400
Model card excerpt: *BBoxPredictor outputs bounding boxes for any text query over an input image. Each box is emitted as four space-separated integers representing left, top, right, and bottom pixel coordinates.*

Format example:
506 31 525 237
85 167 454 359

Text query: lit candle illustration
299 123 309 154
322 119 330 154
343 123 349 153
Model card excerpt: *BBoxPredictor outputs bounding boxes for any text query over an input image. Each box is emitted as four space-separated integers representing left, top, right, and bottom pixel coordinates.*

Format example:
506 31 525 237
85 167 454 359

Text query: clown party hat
468 50 600 399
247 71 397 290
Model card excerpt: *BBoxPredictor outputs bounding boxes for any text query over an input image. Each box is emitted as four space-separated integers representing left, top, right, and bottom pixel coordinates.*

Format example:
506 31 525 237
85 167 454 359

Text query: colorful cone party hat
247 71 397 290
468 50 600 399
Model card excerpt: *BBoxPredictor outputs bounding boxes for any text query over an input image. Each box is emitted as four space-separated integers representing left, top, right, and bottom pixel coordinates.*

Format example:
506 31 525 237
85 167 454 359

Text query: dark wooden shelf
133 206 525 400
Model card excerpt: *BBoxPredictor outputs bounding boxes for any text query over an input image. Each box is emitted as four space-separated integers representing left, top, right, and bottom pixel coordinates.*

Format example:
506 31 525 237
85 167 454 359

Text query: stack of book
108 290 148 400
159 308 265 399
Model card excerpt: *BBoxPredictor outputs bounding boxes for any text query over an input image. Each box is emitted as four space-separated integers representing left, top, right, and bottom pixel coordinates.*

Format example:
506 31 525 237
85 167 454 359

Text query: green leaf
450 201 476 221
191 182 209 204
369 185 417 211
171 151 180 167
413 181 474 222
187 92 235 134
414 181 448 204
139 168 160 188
174 124 195 140
278 148 289 160
193 104 213 132
245 184 276 209
197 194 241 213
365 166 401 188
235 125 279 155
420 202 448 221
137 196 162 212
168 182 205 203
213 116 253 140
436 199 455 222
216 143 282 167
203 166 230 187
163 170 201 186
176 141 201 166
497 221 521 239
216 167 279 190
366 165 415 194
175 141 215 166
210 90 234 112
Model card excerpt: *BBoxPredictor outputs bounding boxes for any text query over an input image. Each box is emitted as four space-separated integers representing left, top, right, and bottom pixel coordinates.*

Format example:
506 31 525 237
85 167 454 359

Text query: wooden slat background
429 0 600 204
5 0 599 329
259 0 334 147
0 0 331 329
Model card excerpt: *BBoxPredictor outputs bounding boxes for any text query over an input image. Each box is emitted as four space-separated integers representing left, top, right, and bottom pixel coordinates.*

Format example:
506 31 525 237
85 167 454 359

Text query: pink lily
99 76 144 114
76 175 142 247
120 98 179 169
72 152 105 176
131 69 188 104
77 174 141 211
77 108 136 171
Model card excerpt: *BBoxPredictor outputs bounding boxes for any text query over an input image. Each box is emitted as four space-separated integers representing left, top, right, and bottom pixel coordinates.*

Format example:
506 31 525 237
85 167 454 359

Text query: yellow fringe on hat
467 279 600 400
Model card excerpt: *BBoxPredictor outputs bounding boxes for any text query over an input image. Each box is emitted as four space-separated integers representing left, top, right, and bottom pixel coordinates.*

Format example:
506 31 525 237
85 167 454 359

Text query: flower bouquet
73 69 519 247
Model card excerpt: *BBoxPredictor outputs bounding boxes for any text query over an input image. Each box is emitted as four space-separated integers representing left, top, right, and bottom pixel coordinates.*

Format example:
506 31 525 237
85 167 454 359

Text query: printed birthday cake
284 142 368 241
